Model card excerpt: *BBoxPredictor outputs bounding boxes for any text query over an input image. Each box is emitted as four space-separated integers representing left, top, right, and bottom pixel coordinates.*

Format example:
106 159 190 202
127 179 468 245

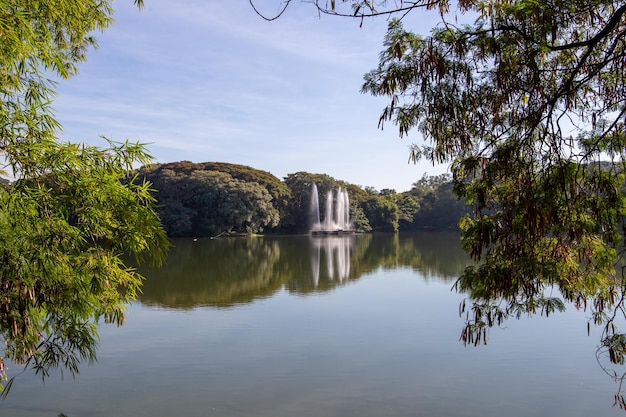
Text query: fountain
309 183 353 235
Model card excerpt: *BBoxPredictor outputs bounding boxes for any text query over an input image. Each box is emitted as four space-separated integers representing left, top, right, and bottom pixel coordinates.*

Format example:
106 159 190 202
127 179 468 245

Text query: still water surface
2 232 625 416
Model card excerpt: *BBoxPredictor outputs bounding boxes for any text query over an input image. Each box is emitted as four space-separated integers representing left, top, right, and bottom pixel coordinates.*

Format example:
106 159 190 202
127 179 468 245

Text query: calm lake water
2 232 626 416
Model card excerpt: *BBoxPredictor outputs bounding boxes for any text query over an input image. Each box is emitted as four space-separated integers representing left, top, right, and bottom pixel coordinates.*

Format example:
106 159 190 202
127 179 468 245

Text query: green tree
358 0 626 340
141 164 280 237
213 174 280 235
143 167 196 236
395 192 420 231
410 174 470 230
200 162 291 221
0 0 168 395
361 194 399 232
256 0 626 369
165 161 291 231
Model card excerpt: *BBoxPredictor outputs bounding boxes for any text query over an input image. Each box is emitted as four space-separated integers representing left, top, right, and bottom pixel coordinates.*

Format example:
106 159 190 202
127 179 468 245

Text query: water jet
309 183 353 235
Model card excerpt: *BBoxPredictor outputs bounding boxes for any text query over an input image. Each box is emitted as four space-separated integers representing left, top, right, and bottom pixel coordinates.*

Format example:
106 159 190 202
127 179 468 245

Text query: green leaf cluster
141 162 282 237
358 0 626 349
0 0 168 395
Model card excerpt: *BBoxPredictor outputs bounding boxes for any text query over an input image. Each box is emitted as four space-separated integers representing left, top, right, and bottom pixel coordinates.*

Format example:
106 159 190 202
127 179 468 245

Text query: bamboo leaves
0 0 167 395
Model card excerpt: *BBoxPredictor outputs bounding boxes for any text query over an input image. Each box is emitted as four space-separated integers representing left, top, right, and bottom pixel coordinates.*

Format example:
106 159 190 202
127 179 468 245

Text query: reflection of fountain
310 236 352 287
309 183 353 234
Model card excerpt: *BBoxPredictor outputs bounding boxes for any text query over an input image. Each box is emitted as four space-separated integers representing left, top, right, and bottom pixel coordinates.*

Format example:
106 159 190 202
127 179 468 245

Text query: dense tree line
140 161 470 237
137 232 471 309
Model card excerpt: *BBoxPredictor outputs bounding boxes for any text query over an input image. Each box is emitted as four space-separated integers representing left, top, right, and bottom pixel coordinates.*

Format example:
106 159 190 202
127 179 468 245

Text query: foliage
0 0 168 395
360 194 399 232
155 161 292 229
394 192 420 230
410 173 471 230
201 162 291 202
356 174 468 231
354 0 626 349
141 163 280 237
142 162 465 236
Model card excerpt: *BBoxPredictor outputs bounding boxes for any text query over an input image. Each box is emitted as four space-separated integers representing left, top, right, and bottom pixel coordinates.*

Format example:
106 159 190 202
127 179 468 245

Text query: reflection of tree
598 333 626 408
268 235 367 294
396 232 473 280
137 233 626 408
138 238 283 308
137 233 473 307
591 282 626 409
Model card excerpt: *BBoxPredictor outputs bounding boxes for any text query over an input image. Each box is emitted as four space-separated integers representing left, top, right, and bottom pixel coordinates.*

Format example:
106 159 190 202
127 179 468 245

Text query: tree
141 164 280 237
182 162 292 231
395 192 420 231
358 0 626 344
254 0 626 366
205 173 280 235
157 161 291 230
409 174 470 230
361 194 399 232
0 0 168 395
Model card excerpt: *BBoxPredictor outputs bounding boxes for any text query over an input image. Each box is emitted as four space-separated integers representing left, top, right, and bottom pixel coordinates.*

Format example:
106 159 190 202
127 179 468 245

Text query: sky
53 0 450 192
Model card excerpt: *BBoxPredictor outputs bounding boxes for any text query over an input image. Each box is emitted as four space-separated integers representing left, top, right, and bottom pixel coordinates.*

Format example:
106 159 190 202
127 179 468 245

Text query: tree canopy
253 0 626 386
0 0 168 395
357 0 626 346
141 162 281 237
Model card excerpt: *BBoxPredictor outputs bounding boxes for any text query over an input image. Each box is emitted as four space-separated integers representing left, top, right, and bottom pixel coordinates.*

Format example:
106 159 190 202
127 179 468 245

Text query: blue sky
54 0 450 192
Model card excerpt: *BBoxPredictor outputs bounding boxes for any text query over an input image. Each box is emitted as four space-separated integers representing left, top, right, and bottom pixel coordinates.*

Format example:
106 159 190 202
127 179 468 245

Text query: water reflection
138 237 284 308
310 236 353 286
140 233 626 407
137 232 472 309
5 232 626 415
136 232 626 407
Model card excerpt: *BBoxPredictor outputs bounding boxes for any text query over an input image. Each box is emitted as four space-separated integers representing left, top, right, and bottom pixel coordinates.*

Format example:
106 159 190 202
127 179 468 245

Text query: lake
2 232 625 416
